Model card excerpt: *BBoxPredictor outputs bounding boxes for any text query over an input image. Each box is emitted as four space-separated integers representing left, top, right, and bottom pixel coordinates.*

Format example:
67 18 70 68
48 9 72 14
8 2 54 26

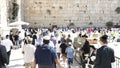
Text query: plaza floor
7 42 120 68
8 48 81 68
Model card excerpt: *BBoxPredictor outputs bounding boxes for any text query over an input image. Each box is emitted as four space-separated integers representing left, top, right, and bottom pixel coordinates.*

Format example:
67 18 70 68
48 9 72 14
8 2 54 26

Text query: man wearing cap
34 36 61 68
22 38 36 68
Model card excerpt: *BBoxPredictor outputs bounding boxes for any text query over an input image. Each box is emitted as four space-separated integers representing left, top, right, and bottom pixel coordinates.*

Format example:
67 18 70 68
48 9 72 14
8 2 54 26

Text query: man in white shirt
22 38 36 68
35 34 43 46
1 35 13 64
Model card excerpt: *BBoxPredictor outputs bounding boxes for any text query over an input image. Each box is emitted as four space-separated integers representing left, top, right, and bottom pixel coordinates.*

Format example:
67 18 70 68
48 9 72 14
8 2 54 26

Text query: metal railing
114 56 120 68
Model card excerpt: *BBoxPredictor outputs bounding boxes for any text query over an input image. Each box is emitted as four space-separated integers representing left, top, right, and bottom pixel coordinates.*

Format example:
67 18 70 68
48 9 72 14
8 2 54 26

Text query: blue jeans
14 40 19 46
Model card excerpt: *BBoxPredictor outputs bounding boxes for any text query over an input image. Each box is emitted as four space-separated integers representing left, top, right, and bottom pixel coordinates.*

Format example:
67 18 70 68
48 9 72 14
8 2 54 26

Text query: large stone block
21 0 120 27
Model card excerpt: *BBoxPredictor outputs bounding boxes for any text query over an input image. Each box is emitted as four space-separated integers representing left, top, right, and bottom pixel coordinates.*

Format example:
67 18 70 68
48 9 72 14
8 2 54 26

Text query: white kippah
43 36 50 40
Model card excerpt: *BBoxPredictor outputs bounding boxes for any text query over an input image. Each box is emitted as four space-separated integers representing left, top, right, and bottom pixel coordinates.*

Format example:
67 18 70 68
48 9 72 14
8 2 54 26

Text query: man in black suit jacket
94 46 115 68
0 45 9 68
94 35 115 68
81 35 90 68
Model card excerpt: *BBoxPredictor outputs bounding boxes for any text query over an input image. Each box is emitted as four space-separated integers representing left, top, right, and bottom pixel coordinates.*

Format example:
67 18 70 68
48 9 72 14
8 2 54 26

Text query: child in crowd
66 42 74 68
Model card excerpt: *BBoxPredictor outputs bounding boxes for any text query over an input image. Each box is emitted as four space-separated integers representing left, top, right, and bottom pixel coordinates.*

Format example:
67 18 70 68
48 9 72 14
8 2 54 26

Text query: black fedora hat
82 34 88 38
101 35 108 40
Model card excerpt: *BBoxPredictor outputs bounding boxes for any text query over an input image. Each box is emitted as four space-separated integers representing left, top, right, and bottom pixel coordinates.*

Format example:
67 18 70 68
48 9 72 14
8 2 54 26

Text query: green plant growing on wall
115 7 120 14
106 21 114 28
68 23 75 28
89 22 93 25
59 6 63 9
47 9 51 15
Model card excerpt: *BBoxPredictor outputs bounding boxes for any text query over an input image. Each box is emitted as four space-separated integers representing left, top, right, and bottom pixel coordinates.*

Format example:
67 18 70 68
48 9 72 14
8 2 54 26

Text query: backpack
35 45 54 65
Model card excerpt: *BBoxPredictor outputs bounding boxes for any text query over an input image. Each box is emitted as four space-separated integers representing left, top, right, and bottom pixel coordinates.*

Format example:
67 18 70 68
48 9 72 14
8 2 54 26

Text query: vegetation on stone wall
115 7 120 14
47 9 51 15
68 23 75 28
106 21 114 28
59 6 63 9
89 22 93 25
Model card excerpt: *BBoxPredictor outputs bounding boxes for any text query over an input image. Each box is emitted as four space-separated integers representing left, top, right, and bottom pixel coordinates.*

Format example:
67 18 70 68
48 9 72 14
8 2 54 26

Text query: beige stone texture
17 0 120 27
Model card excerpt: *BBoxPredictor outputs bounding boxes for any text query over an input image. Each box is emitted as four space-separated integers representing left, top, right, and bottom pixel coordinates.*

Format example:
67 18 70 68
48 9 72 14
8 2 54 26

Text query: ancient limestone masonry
22 0 120 27
1 0 120 27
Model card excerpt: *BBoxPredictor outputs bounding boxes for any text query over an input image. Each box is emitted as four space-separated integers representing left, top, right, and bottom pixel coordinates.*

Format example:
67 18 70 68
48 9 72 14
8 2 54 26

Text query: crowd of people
0 27 118 68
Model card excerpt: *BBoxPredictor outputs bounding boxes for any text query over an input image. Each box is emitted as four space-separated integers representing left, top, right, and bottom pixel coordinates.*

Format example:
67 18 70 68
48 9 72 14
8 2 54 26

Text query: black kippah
101 35 108 40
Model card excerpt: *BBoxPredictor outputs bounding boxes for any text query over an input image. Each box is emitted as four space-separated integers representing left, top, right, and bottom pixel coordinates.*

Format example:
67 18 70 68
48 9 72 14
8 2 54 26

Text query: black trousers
57 53 60 59
82 53 87 68
7 50 11 64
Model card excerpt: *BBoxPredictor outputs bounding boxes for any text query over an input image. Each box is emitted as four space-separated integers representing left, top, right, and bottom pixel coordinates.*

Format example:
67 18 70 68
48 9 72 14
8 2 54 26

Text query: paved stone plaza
7 42 120 68
8 48 80 68
0 0 120 68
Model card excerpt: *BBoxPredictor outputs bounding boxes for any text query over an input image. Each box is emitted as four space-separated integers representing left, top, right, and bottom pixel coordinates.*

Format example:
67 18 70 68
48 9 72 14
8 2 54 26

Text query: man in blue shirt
35 34 43 46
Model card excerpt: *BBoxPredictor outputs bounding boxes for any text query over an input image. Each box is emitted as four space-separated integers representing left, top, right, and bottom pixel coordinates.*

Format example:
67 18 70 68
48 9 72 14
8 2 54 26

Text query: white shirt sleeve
9 40 13 47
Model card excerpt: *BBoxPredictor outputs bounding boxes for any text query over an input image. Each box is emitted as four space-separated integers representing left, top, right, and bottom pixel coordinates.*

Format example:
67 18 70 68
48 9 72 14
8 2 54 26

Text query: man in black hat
94 35 115 68
81 34 90 68
81 35 90 54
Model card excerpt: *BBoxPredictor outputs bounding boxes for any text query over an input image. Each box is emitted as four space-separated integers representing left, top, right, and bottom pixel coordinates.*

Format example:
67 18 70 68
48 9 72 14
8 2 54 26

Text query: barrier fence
114 56 120 68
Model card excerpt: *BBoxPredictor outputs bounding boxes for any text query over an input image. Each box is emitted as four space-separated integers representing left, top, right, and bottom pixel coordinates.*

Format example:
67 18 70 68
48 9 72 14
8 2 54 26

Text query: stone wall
0 0 1 24
0 0 8 27
7 0 19 22
23 0 120 27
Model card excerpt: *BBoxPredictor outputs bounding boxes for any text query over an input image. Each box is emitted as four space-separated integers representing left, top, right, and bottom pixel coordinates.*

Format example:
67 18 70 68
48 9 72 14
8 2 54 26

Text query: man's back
35 45 57 68
22 44 36 63
94 46 115 68
0 45 8 68
1 39 13 52
76 37 84 48
66 46 74 58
